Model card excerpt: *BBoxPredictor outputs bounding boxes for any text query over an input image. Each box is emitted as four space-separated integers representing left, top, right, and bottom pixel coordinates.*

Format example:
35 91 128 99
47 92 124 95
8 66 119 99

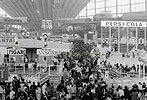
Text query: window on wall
131 3 145 12
87 9 95 16
131 0 145 4
95 0 103 2
79 10 86 16
106 0 116 7
118 0 130 6
106 7 116 14
96 8 104 14
87 0 95 10
79 7 86 16
118 5 130 13
78 16 87 19
96 1 104 9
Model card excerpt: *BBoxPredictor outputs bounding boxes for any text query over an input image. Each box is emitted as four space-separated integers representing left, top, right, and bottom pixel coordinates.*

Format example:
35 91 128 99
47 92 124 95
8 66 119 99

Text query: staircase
109 69 123 78
100 68 123 78
107 54 139 67
38 64 63 85
39 69 60 85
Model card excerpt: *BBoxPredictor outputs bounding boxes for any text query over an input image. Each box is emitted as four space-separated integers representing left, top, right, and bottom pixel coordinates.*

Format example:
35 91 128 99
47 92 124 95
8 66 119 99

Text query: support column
145 27 146 46
95 31 98 44
116 0 118 16
101 27 103 45
129 0 131 12
127 27 129 53
109 27 111 48
146 0 147 11
143 64 145 80
136 27 138 49
84 33 87 44
104 0 106 12
94 0 96 15
139 63 141 79
73 25 76 40
118 27 120 52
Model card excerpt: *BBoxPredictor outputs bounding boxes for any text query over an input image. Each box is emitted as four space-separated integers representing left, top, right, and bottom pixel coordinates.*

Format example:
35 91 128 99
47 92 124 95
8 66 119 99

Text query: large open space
0 0 147 100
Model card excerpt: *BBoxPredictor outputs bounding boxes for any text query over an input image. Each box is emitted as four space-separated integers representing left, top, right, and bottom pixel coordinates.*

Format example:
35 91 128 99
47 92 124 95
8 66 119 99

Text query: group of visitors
1 44 147 100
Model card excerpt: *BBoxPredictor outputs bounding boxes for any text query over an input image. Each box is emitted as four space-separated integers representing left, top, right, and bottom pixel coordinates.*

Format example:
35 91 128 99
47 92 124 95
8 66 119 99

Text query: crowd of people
1 45 147 100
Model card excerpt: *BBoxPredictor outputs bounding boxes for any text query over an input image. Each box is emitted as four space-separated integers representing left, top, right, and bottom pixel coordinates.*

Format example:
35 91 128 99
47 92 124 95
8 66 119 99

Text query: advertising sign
42 20 52 30
0 16 27 23
101 21 147 27
48 75 60 87
0 66 8 81
0 36 15 46
7 49 26 55
37 49 56 56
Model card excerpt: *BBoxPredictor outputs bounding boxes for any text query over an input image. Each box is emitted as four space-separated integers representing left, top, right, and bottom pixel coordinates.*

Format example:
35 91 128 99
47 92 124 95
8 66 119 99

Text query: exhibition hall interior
0 0 147 100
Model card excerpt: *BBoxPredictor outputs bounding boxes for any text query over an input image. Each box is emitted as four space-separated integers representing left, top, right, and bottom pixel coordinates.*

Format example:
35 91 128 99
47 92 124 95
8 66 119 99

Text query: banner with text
0 36 15 46
37 49 56 56
42 20 52 30
101 21 147 27
7 48 26 55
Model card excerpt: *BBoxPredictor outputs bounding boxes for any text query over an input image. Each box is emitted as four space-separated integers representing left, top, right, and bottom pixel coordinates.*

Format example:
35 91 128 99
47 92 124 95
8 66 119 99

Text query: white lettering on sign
42 20 52 30
0 37 15 42
101 21 147 27
37 49 56 56
7 49 26 55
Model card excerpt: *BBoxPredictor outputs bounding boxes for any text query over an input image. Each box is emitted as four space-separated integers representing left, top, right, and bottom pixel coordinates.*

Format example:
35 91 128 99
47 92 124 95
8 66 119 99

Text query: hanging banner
101 21 147 27
42 20 52 30
0 36 15 46
7 48 26 55
37 49 56 56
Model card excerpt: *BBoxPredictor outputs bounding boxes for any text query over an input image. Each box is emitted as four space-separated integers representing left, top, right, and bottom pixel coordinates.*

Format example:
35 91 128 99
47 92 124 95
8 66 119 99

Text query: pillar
101 27 103 45
146 0 147 11
48 65 50 75
127 27 129 53
118 27 120 52
139 64 141 79
145 27 146 46
104 0 106 12
94 31 98 44
143 64 145 80
129 0 131 12
84 33 87 44
109 27 111 48
116 0 118 16
136 27 138 49
73 25 76 40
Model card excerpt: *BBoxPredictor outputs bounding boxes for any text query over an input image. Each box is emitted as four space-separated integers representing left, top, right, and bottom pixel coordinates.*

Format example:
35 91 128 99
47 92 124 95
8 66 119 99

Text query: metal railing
6 63 61 74
100 67 146 79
